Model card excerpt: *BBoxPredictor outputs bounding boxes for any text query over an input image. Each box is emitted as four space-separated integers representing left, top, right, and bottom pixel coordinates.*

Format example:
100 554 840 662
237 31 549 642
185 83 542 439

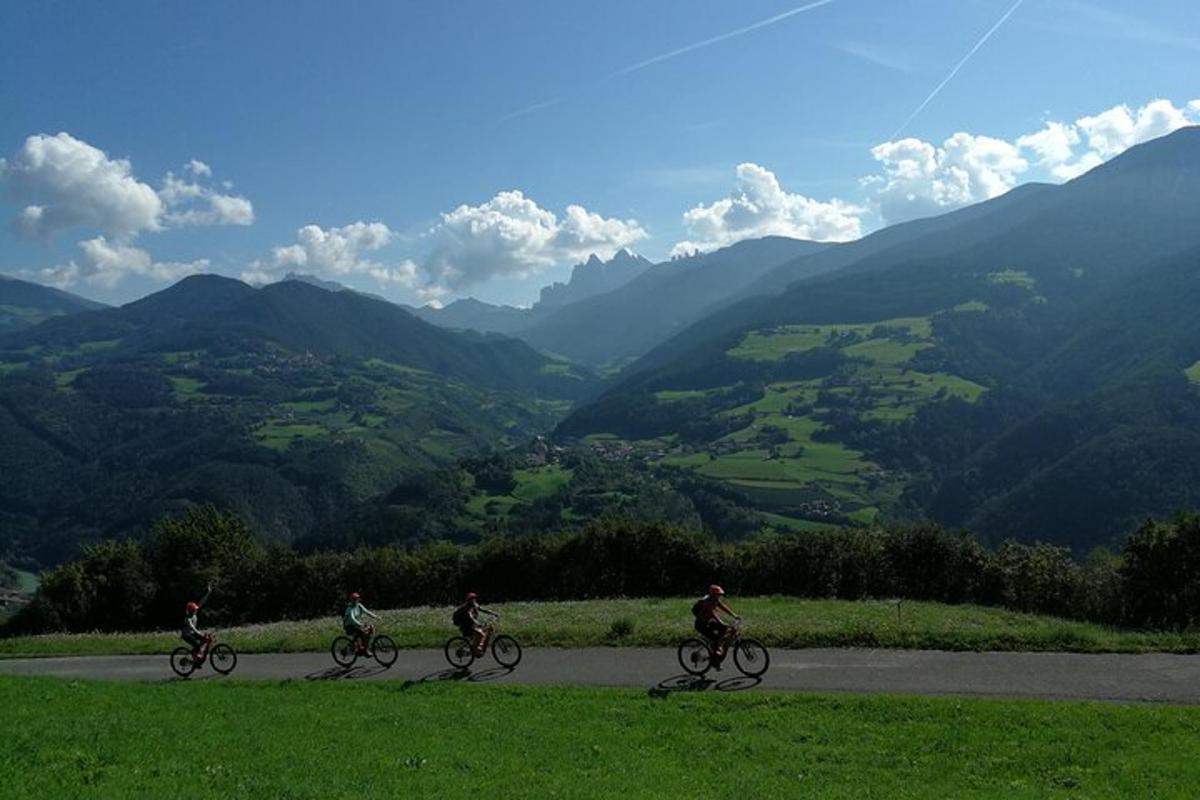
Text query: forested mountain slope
559 127 1200 550
0 277 593 565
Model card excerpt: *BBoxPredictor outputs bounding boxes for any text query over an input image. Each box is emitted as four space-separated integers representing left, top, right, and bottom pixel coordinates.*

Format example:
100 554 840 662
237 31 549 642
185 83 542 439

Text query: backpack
691 598 705 618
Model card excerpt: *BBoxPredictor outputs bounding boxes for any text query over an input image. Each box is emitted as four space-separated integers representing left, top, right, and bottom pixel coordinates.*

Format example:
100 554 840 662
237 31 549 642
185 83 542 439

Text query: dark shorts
344 624 366 638
456 622 477 639
695 619 728 646
181 631 205 649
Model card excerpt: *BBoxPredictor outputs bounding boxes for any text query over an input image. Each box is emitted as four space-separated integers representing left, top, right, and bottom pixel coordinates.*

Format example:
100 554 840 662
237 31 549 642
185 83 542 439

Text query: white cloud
1 132 162 239
39 236 208 289
865 98 1200 223
423 191 647 291
0 133 254 244
672 163 863 255
867 134 1028 225
243 221 409 287
185 159 212 178
159 168 254 227
1076 99 1193 158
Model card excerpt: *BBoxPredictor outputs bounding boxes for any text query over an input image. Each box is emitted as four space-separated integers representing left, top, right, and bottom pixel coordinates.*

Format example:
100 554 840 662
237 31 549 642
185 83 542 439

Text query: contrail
603 0 837 80
891 0 1027 139
495 98 564 125
496 0 837 124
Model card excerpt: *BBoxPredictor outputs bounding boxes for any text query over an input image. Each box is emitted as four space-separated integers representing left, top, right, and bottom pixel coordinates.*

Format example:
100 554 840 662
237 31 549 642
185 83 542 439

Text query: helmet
185 602 200 613
465 592 478 602
707 584 725 596
349 592 361 601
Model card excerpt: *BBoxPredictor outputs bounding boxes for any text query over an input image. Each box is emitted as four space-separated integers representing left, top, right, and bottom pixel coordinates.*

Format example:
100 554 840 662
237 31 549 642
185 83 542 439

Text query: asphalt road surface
2 648 1199 704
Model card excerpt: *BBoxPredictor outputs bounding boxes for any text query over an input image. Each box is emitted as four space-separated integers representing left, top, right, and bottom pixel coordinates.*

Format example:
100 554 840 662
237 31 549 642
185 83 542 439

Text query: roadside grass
5 597 1200 659
3 676 1200 799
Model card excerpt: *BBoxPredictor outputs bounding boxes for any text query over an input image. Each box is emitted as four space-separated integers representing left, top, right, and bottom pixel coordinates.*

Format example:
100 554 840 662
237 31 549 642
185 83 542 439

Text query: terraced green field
728 316 932 362
649 311 987 526
465 465 574 519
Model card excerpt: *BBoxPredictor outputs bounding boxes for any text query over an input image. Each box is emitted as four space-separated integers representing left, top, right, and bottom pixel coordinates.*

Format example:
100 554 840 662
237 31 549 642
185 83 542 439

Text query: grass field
728 317 933 362
4 598 1199 659
2 676 1199 799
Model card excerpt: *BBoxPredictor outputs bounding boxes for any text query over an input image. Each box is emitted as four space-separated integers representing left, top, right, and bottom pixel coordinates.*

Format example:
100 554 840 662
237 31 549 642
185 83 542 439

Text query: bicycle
170 633 238 678
677 620 770 678
444 621 522 670
331 624 399 669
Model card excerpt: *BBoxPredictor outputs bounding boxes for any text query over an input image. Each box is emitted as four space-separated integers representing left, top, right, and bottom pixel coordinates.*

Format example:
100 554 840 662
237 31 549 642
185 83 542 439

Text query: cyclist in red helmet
691 584 741 669
343 591 380 655
452 592 498 657
180 583 212 658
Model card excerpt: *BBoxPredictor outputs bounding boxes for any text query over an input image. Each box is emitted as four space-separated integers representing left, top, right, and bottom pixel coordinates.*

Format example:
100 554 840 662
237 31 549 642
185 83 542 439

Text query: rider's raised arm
198 583 213 608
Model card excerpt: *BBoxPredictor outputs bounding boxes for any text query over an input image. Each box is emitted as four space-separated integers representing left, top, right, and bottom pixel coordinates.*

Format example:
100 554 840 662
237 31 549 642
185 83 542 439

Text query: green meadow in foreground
2 676 1198 799
4 597 1199 658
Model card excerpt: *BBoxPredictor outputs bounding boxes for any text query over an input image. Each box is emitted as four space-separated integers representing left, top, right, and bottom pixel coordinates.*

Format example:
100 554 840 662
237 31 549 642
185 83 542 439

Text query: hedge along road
3 648 1200 704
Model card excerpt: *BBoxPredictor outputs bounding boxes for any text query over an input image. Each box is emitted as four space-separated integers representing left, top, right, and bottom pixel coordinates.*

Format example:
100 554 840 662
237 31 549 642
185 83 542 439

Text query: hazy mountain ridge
537 249 653 309
518 237 830 367
0 274 107 333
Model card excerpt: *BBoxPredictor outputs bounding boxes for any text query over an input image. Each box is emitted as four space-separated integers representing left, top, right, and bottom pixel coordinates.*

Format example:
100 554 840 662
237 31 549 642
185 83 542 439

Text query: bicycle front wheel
170 647 196 678
491 634 522 668
444 636 475 669
210 643 238 675
733 638 770 677
677 638 712 676
371 635 398 668
331 636 358 668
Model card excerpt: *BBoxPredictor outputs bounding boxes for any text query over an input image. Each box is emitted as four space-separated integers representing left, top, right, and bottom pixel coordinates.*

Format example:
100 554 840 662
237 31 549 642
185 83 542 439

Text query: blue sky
1 0 1197 306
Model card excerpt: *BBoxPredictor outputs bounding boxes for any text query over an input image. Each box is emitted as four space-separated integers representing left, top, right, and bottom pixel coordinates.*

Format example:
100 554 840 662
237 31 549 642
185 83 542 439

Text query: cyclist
181 583 212 658
453 592 499 657
692 584 741 669
343 592 380 655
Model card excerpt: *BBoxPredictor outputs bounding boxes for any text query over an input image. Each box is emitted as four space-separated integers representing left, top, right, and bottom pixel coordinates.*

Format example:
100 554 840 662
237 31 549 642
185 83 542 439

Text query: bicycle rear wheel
733 638 770 677
491 634 522 668
444 636 475 669
677 638 712 676
371 635 398 668
170 647 196 678
331 636 358 668
210 643 238 675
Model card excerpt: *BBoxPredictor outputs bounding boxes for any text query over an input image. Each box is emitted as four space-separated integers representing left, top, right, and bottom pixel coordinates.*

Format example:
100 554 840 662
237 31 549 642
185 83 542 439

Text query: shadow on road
648 673 762 697
304 664 388 681
412 666 516 684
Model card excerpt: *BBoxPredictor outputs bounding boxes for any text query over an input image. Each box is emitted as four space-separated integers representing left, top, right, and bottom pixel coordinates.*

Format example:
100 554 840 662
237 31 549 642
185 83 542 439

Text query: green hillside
0 277 594 565
0 274 106 333
560 128 1200 548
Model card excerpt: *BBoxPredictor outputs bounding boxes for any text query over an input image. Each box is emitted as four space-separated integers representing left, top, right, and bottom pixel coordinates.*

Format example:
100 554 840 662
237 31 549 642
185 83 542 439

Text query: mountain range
0 276 592 563
3 126 1200 564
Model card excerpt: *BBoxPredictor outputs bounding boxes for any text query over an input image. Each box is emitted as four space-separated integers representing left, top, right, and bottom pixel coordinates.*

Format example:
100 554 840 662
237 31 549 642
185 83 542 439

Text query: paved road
2 648 1199 704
